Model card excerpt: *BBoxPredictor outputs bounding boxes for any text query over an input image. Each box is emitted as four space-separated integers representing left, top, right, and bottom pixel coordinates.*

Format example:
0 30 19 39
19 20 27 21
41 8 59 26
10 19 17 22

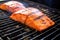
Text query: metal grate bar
40 29 60 40
2 28 24 37
4 26 23 33
6 28 24 38
0 21 17 26
11 29 34 40
30 24 60 40
53 17 60 21
0 19 14 24
0 23 18 30
19 31 37 40
11 32 27 40
31 28 57 39
0 37 3 40
51 33 60 40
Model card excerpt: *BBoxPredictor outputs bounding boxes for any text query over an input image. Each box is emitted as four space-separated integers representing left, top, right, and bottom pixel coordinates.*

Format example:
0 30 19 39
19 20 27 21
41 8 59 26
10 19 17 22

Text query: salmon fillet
10 7 55 31
0 1 25 12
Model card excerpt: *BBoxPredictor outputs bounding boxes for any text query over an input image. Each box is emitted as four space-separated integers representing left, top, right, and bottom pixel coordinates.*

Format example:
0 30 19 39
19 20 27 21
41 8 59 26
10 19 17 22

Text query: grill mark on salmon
34 15 44 20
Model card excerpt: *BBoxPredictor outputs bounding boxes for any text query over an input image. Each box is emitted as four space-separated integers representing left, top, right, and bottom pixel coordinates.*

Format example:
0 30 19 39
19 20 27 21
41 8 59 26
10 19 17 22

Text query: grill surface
0 0 60 40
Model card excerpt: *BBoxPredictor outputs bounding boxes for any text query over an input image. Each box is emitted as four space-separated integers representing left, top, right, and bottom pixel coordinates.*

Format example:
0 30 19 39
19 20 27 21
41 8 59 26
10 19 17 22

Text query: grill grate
0 1 60 40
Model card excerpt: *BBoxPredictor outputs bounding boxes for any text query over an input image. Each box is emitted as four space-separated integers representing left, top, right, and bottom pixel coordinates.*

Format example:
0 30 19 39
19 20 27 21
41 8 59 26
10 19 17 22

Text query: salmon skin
0 1 26 12
10 7 55 31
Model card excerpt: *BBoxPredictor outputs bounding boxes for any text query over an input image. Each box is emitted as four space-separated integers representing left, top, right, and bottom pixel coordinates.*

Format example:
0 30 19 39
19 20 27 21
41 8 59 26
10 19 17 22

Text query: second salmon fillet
0 1 25 12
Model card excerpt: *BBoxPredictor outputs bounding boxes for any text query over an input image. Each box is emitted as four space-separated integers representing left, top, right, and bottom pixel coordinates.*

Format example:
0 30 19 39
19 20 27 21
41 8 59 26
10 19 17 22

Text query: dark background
29 0 60 10
0 0 60 10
